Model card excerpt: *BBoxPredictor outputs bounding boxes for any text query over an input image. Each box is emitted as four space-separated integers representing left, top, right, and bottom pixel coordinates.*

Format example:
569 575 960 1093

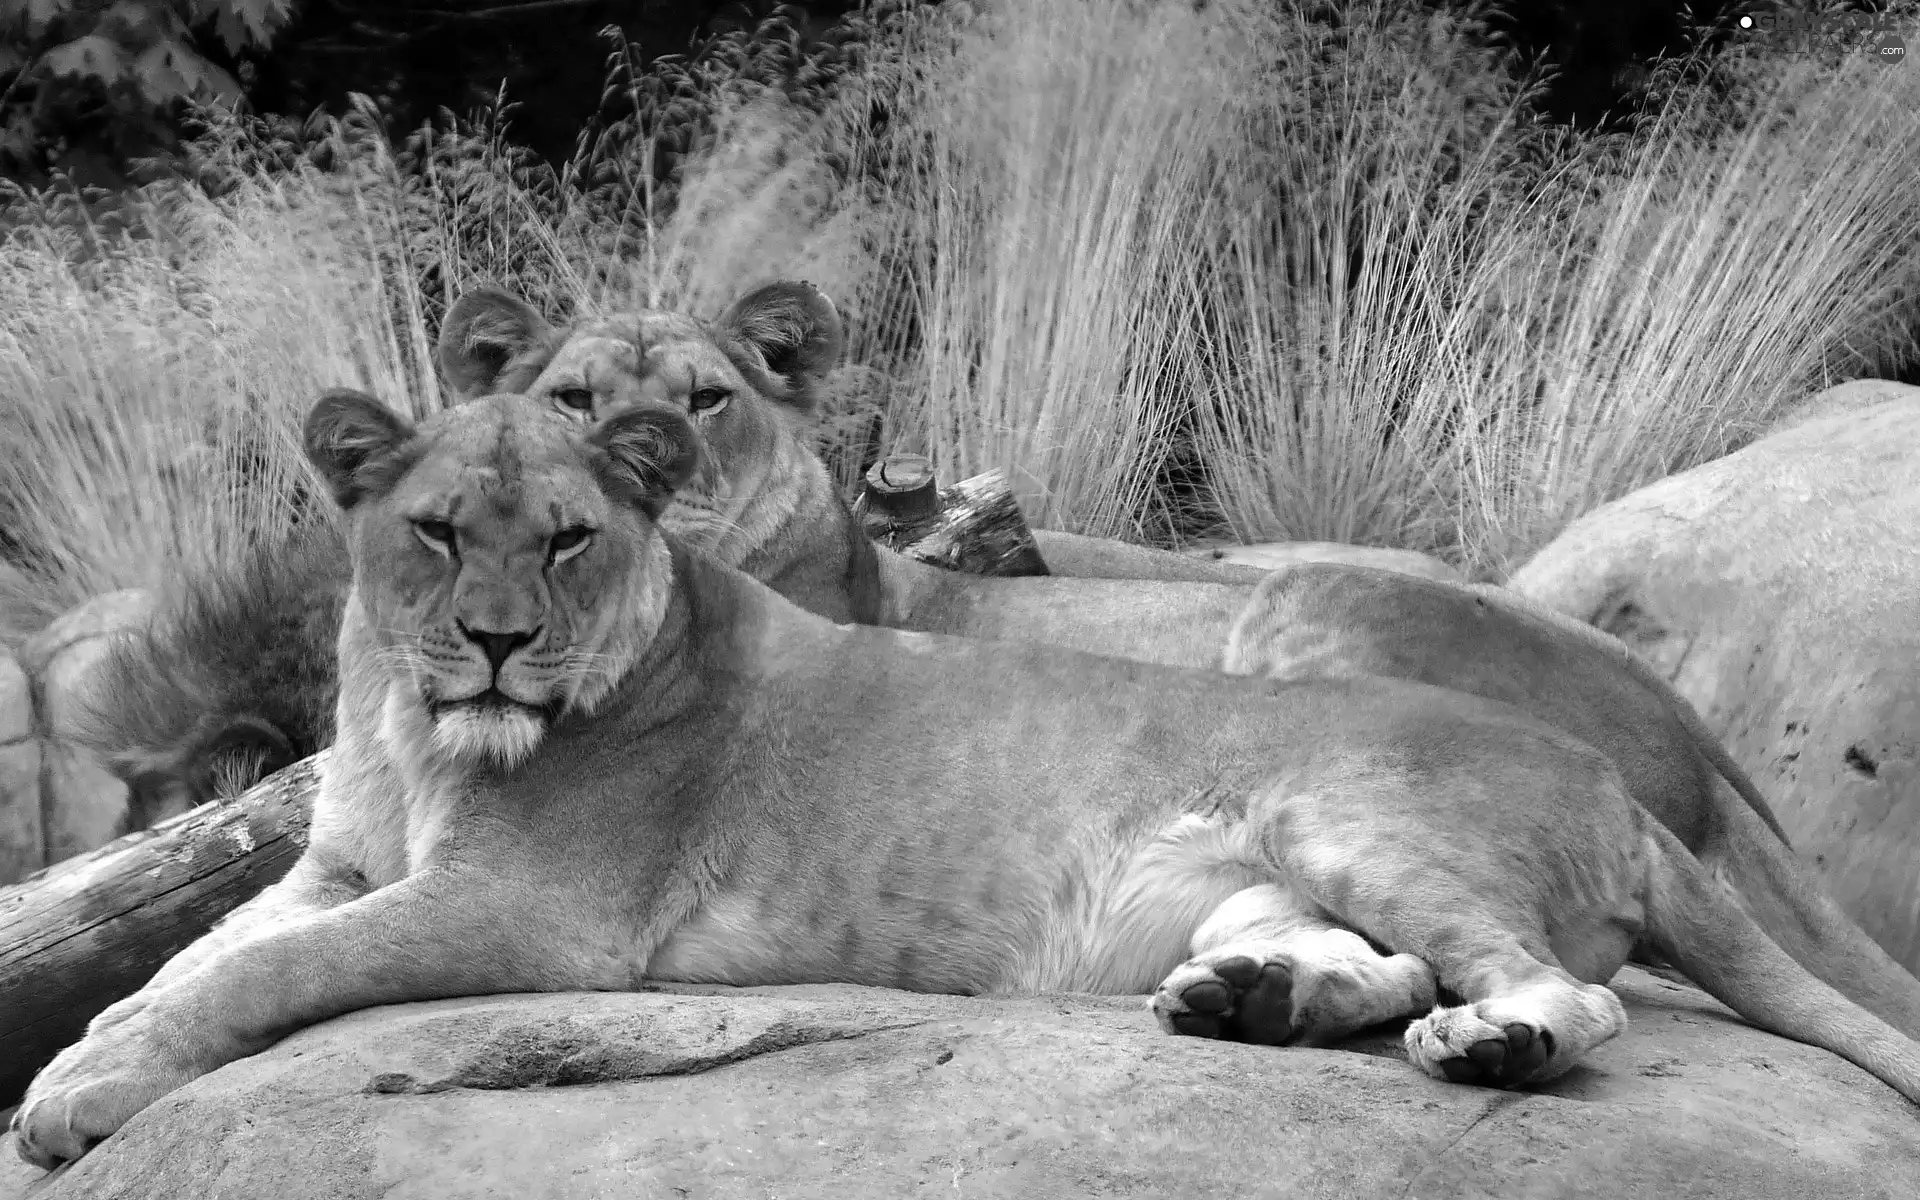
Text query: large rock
4 970 1914 1199
1764 377 1918 436
1507 387 1920 970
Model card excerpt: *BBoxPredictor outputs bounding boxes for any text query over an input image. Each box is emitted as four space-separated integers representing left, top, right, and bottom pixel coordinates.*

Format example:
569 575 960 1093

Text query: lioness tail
1643 819 1920 1105
1699 781 1920 1041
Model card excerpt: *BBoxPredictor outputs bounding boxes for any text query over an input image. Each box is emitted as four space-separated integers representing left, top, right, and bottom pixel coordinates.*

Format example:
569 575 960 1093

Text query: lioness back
1223 563 1752 847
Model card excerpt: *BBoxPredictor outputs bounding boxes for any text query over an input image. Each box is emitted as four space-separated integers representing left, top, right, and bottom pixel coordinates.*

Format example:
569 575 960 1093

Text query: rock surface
3 590 155 881
5 968 1915 1200
0 650 37 887
1763 377 1920 435
1508 390 1920 971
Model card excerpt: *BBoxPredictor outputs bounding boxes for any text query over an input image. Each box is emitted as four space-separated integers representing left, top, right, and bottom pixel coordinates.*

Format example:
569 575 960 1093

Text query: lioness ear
438 287 557 397
589 403 703 518
714 280 844 415
303 388 417 510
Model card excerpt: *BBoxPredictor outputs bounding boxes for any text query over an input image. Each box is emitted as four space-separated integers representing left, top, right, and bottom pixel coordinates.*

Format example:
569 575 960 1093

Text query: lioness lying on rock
15 390 1920 1169
77 281 1920 1044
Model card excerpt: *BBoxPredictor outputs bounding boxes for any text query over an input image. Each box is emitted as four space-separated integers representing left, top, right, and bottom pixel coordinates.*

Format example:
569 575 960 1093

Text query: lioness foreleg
12 866 602 1168
1150 883 1437 1046
139 853 374 992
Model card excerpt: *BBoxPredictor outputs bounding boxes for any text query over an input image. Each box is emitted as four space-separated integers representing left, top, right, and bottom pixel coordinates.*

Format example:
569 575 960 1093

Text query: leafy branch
0 0 299 178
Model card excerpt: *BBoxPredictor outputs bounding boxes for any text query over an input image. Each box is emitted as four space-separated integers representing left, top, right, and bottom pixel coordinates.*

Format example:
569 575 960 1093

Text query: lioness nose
459 622 539 674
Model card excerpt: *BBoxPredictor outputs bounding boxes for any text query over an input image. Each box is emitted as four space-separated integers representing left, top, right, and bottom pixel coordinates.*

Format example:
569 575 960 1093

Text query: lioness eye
549 526 593 560
414 519 456 552
689 386 731 414
551 386 595 414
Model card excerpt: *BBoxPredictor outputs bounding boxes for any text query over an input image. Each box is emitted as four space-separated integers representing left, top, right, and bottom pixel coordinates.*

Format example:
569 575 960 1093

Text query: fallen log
0 755 318 1108
855 458 1051 578
0 464 1048 1106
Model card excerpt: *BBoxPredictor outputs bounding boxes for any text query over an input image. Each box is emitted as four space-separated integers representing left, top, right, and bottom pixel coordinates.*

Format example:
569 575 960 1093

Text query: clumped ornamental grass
1420 35 1920 569
868 0 1920 569
0 33 889 647
851 0 1246 538
0 176 439 646
6 0 1920 648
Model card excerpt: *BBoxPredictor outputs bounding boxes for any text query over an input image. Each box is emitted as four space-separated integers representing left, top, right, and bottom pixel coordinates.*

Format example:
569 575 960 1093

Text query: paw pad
1166 955 1298 1045
1438 1022 1553 1087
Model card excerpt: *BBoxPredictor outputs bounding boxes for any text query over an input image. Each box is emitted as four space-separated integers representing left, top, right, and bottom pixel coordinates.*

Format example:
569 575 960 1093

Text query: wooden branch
0 756 318 1109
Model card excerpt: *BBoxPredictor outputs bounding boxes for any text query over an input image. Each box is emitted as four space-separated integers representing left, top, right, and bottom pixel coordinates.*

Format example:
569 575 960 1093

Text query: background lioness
75 282 1920 1044
16 391 1920 1171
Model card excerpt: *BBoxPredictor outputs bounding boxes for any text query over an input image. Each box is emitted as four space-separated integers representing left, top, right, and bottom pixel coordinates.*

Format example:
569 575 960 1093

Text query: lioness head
302 388 702 768
435 281 843 561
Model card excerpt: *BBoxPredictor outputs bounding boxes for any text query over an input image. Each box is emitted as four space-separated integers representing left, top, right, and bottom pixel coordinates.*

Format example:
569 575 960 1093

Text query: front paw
11 1011 210 1170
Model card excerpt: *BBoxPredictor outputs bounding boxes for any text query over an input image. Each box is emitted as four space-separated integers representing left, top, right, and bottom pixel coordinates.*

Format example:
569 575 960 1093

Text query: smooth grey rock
1509 392 1920 970
7 969 1915 1199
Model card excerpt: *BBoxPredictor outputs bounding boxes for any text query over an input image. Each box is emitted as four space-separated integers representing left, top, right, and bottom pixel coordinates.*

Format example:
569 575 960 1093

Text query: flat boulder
5 969 1914 1199
1 590 156 885
1508 387 1920 970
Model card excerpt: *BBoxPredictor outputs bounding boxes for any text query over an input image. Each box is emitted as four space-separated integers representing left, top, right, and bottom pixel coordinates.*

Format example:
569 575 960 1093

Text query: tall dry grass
1438 44 1920 569
0 170 439 645
845 0 1249 538
857 0 1920 571
4 0 1920 647
0 32 891 645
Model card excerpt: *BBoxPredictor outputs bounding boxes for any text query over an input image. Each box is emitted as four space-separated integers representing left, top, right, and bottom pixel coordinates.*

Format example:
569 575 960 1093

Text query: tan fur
1221 564 1920 1041
13 395 1920 1170
442 282 886 630
449 287 1919 1039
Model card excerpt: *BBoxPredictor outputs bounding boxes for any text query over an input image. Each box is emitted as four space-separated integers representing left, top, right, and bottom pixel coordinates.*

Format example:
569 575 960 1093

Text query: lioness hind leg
1262 784 1639 1089
1150 883 1437 1047
12 865 603 1169
1400 951 1627 1087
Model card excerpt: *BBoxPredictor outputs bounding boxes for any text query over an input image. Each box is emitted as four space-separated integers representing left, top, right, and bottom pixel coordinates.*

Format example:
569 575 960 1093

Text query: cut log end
901 469 1051 577
858 462 1051 578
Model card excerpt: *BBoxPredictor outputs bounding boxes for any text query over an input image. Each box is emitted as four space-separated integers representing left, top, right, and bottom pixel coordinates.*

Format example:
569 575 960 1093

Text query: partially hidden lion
76 282 1920 1044
15 391 1920 1169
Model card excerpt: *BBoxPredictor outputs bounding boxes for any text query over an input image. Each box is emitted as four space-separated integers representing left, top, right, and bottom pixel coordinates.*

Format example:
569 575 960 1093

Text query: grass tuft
4 0 1920 647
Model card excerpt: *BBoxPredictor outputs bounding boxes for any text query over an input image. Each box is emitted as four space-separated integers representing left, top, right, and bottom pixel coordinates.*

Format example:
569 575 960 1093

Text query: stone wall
0 591 152 886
